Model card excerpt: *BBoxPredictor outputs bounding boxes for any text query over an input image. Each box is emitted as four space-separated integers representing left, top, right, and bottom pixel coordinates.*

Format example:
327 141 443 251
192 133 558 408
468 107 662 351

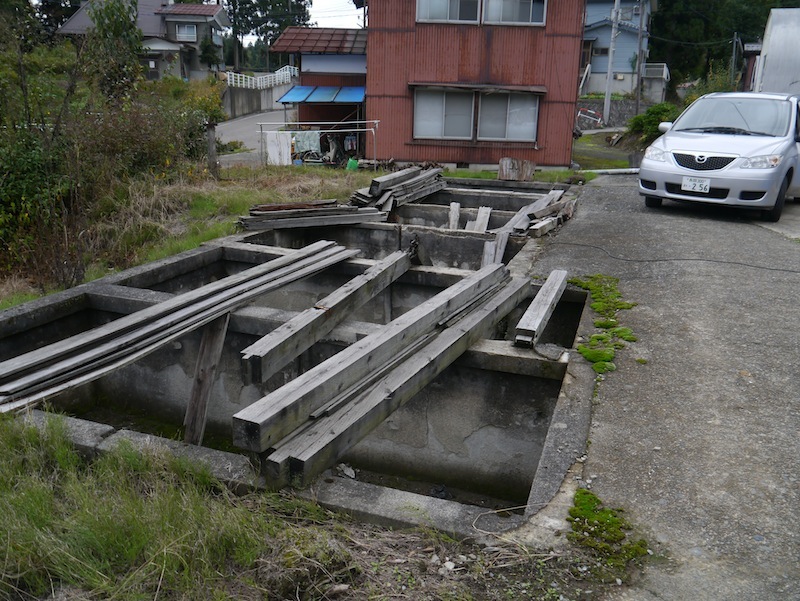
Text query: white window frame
416 0 546 25
175 24 197 42
477 92 539 141
416 0 480 23
413 89 475 140
482 0 546 25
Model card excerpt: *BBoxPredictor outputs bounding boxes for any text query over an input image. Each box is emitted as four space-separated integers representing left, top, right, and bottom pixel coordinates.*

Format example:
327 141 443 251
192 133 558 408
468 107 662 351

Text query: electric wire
549 241 800 275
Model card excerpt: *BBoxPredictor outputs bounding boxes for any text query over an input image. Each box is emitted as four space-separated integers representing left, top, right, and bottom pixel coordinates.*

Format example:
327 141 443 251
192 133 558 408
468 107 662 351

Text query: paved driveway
534 176 799 599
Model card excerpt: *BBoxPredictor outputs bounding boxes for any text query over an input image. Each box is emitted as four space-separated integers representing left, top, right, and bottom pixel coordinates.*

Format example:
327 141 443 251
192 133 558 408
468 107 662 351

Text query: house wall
365 0 585 167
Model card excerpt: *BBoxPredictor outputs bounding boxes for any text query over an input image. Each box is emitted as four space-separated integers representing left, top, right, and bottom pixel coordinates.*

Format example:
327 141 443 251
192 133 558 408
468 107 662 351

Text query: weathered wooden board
0 240 339 386
529 217 558 237
474 206 492 233
368 166 422 197
448 202 460 229
263 277 530 488
241 250 411 383
514 269 568 348
0 245 359 412
231 264 510 453
184 313 231 446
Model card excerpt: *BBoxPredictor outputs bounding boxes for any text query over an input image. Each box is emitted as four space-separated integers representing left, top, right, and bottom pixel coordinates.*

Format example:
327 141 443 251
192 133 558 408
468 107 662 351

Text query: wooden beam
0 240 339 385
263 277 530 488
368 166 422 197
448 202 460 229
514 270 568 348
529 217 558 237
241 250 411 383
184 313 230 446
0 245 359 413
474 206 492 233
231 264 510 453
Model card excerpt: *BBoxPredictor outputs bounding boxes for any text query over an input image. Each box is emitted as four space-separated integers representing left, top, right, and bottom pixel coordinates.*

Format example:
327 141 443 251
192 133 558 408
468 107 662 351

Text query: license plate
681 176 710 193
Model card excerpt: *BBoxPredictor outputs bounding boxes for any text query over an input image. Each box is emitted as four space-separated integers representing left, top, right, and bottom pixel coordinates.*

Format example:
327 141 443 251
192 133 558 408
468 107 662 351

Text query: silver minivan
638 92 800 222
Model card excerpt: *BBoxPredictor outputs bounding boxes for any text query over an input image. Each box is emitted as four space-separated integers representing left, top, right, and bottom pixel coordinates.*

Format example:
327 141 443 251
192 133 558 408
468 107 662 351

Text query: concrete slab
535 174 800 600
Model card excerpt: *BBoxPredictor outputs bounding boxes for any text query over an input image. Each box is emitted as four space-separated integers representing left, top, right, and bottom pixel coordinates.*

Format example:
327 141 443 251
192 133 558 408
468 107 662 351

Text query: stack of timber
232 264 531 488
350 167 447 211
481 190 576 267
239 199 387 231
0 241 358 414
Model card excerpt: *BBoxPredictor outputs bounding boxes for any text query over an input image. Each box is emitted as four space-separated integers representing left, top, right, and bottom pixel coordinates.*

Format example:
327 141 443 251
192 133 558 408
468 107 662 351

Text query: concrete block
23 410 115 457
97 429 260 494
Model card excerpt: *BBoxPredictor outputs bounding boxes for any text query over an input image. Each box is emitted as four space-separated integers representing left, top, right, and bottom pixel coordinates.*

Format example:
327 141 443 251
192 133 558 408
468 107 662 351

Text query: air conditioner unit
614 73 625 80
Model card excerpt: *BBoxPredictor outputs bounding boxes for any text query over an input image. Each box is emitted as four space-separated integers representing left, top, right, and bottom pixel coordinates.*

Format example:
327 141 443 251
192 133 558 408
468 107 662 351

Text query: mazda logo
695 155 708 164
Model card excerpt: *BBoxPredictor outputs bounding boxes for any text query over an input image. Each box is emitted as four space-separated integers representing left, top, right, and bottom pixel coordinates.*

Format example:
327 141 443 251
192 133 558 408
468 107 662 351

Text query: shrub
627 102 681 144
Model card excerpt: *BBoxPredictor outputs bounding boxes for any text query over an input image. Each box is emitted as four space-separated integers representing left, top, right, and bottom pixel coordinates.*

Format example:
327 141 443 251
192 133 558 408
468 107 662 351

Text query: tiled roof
155 3 225 16
270 27 367 55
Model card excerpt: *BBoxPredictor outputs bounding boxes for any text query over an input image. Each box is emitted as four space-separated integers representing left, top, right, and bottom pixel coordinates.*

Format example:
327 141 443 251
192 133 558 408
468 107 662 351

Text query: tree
649 0 800 86
85 0 143 100
36 0 82 38
251 0 311 47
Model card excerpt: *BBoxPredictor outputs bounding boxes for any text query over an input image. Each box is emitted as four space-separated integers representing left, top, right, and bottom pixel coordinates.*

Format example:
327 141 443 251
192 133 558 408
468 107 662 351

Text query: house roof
270 27 367 55
58 0 230 37
584 18 641 36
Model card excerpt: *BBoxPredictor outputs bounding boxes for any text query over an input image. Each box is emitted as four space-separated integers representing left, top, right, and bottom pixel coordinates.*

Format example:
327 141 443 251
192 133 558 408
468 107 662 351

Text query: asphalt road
534 175 799 599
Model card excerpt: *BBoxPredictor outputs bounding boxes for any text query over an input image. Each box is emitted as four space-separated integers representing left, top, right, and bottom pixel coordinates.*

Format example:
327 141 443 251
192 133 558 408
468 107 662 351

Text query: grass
572 133 631 170
0 413 644 600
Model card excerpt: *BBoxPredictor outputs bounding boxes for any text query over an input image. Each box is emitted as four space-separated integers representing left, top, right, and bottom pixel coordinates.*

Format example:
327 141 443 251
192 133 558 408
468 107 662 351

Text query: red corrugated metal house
271 27 367 126
367 0 586 167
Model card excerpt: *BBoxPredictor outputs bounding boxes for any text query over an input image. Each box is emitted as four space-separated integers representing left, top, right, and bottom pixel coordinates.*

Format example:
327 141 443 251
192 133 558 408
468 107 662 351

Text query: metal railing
226 65 299 89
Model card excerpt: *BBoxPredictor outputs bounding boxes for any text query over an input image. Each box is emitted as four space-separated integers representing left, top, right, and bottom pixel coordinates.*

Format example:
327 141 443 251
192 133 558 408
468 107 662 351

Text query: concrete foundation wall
223 82 295 119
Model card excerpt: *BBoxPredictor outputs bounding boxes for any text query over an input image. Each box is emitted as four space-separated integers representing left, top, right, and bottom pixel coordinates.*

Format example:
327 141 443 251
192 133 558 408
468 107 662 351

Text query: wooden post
184 312 230 445
448 202 461 229
514 270 568 348
207 122 219 180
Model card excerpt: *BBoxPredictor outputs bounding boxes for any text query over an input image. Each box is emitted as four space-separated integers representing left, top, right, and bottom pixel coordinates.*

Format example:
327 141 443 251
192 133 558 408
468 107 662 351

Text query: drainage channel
0 183 594 541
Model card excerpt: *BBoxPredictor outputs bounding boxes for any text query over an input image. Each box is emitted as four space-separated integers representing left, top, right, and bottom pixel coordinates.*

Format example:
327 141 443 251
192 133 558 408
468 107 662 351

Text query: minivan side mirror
658 122 673 133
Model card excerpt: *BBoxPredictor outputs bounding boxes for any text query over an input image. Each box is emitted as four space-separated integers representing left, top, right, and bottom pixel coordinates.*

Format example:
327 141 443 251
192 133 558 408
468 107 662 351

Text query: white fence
226 65 299 89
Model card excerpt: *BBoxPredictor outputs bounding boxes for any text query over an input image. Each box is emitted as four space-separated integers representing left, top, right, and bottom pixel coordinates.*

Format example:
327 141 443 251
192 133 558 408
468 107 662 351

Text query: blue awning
278 86 366 104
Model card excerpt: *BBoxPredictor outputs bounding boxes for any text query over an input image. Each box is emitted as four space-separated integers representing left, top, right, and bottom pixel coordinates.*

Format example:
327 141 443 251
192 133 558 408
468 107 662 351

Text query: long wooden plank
184 313 231 446
0 248 360 411
0 240 337 384
239 210 387 231
0 245 354 398
514 269 568 348
368 166 422 197
231 263 510 453
264 277 530 487
241 250 411 383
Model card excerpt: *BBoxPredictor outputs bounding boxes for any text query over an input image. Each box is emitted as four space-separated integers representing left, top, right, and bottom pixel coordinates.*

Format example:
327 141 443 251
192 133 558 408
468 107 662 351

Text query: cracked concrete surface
534 175 800 600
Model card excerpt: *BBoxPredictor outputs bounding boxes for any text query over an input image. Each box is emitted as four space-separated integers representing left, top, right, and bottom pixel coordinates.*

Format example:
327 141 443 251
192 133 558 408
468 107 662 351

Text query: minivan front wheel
761 176 788 222
644 196 662 208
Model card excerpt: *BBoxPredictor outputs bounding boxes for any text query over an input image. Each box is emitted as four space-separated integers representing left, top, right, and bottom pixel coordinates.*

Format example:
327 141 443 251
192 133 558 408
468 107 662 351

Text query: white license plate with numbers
681 176 710 193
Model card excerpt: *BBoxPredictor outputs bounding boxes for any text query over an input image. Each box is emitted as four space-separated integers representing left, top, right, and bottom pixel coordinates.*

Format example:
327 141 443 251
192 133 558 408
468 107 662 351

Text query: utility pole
635 0 645 115
603 0 621 125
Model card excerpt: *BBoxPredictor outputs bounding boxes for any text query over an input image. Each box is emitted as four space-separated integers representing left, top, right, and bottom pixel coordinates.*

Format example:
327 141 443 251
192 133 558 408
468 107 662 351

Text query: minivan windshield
673 96 791 137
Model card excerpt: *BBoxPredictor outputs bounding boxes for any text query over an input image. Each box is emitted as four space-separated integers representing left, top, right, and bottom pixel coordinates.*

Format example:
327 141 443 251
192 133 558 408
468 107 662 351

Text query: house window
417 0 479 22
478 92 538 140
592 47 609 56
413 89 474 139
483 0 546 25
175 24 197 42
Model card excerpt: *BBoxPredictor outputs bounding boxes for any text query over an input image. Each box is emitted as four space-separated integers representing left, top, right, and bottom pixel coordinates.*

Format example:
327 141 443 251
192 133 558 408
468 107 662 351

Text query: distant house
581 0 667 102
366 0 585 168
58 0 230 81
270 27 367 126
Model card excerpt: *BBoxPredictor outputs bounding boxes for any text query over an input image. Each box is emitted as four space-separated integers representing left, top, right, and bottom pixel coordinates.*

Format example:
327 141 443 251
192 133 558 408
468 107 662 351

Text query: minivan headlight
644 146 668 162
740 154 783 169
